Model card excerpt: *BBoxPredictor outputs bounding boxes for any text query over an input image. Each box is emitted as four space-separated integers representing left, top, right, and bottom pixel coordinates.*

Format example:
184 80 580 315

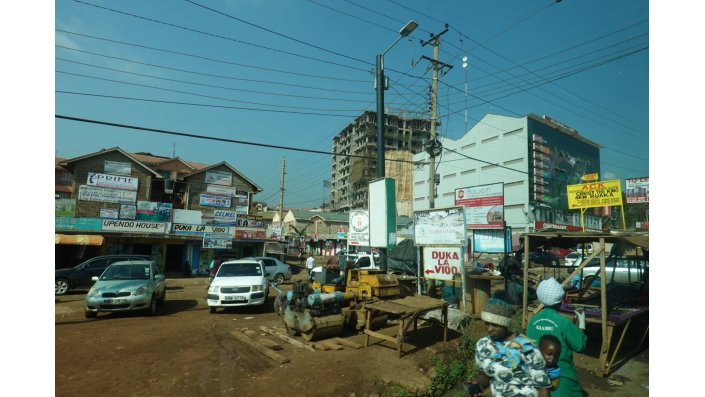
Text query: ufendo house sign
78 185 137 205
87 172 139 191
101 220 168 234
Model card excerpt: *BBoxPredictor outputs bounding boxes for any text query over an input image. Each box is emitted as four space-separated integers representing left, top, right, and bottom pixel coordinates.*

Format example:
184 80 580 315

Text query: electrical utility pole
279 158 286 234
421 25 453 209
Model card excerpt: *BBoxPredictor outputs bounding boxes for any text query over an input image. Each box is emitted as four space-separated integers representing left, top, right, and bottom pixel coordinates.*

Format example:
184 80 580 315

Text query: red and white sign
455 183 504 229
235 228 266 240
423 247 463 281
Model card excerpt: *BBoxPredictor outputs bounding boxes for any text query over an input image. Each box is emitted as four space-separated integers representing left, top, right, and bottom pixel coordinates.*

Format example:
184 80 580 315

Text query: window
503 128 523 138
85 259 108 270
461 169 475 175
481 136 499 144
461 143 476 150
504 158 523 166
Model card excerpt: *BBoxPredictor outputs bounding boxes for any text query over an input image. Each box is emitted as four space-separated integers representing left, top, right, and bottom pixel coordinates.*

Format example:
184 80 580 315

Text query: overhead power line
56 29 369 83
55 115 417 164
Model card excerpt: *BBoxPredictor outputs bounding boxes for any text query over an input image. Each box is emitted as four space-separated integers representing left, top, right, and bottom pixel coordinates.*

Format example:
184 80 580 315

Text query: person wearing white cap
527 278 587 397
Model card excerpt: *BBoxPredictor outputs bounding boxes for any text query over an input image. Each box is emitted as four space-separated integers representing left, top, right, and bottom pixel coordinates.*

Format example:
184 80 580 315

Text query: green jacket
527 307 587 397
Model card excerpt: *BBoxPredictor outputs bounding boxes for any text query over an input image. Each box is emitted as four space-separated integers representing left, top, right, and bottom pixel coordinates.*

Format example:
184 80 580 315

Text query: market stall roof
55 234 104 246
520 230 649 249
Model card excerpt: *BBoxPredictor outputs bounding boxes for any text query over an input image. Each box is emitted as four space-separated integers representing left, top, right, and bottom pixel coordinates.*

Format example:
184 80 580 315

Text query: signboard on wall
422 247 463 281
205 170 232 186
120 204 136 220
78 185 137 204
348 210 369 246
207 184 237 197
472 229 512 253
104 160 132 176
55 199 76 217
87 172 138 191
414 207 466 246
172 223 231 236
369 178 396 249
213 210 239 224
235 228 266 240
173 209 203 225
203 233 232 249
199 194 231 208
99 208 119 219
235 190 249 214
455 183 504 229
625 177 649 204
136 201 173 222
55 217 103 231
567 180 622 209
101 220 168 234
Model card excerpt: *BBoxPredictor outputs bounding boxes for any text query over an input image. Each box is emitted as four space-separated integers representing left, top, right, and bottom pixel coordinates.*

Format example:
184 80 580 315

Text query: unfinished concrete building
330 111 431 213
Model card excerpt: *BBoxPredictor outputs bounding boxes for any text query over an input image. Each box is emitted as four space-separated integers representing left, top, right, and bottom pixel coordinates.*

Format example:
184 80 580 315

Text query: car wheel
273 273 285 286
55 279 70 296
85 310 97 319
209 306 217 314
159 290 166 306
146 295 157 316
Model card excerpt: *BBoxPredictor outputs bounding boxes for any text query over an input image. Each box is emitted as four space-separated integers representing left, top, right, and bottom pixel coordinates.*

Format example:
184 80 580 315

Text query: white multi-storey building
412 113 603 235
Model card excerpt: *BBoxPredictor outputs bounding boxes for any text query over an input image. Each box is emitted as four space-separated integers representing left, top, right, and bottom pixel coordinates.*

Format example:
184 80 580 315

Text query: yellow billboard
567 180 623 209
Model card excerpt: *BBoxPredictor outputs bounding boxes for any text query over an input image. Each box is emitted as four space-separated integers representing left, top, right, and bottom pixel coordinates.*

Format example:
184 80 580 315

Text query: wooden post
599 238 609 359
522 235 530 329
364 309 372 347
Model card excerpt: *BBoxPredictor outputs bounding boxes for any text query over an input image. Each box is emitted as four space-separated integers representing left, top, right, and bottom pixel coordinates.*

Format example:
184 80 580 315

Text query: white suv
207 259 269 313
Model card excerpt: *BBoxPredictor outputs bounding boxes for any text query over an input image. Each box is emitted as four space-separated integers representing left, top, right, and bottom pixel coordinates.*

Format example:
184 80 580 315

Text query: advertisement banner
455 183 504 229
203 233 232 249
101 220 168 234
567 180 622 209
199 194 231 208
207 184 237 197
99 208 119 219
104 160 132 176
87 172 138 191
120 204 136 220
369 178 397 249
212 209 239 224
472 229 512 253
625 177 649 204
267 227 282 239
414 207 467 246
234 228 266 240
136 201 173 222
534 221 602 233
78 185 137 204
172 209 203 225
422 247 463 281
55 217 102 231
235 190 249 214
55 199 76 217
348 210 370 246
205 170 232 186
172 223 231 236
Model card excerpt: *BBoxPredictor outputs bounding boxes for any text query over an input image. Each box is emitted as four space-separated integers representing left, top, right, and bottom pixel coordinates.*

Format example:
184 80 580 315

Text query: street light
376 21 418 178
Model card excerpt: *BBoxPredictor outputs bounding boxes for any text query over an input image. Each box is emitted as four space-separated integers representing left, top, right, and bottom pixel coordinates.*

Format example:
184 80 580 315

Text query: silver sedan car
242 256 292 286
580 256 648 285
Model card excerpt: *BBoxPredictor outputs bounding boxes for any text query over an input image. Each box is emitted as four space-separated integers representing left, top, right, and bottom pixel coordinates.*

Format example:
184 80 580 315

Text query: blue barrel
307 291 344 306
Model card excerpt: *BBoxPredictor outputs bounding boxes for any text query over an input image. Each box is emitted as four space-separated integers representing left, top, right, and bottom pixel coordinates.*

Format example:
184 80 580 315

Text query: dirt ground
55 266 648 397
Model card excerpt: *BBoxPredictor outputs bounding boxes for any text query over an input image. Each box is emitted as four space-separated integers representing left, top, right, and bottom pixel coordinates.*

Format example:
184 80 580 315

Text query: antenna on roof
172 142 176 158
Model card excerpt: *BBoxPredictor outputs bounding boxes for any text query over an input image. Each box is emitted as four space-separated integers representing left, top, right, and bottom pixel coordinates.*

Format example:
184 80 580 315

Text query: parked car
56 254 150 296
519 251 559 267
207 259 270 313
84 260 166 318
564 252 586 267
242 256 292 286
579 256 648 285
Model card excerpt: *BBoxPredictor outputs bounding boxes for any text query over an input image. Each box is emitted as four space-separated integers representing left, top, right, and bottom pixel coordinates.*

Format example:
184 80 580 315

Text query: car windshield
217 263 262 277
101 264 150 280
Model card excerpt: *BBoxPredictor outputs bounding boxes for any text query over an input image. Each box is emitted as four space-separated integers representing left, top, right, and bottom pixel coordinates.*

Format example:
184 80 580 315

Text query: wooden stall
363 295 448 357
520 230 649 377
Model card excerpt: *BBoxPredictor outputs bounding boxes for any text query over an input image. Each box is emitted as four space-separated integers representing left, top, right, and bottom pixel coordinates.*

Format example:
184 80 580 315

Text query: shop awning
55 234 104 246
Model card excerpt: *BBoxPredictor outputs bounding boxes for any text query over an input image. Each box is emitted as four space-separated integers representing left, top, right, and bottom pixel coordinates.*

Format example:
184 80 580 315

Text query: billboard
369 178 397 249
136 201 173 222
55 199 76 217
348 210 369 246
414 207 467 246
567 180 622 209
422 247 463 281
472 229 512 253
78 185 137 204
199 194 231 208
625 177 649 204
455 183 504 229
87 172 138 191
203 233 232 249
205 170 232 186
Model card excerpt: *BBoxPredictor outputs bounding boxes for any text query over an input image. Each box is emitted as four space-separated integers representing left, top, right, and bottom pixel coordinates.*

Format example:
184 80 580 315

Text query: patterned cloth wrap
492 336 534 370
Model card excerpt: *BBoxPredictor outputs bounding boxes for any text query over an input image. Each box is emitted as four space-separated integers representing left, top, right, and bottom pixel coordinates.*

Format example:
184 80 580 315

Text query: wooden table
362 295 448 357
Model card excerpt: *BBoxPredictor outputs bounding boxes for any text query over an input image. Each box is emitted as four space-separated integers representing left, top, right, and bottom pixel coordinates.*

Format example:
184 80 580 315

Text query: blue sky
55 0 649 209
